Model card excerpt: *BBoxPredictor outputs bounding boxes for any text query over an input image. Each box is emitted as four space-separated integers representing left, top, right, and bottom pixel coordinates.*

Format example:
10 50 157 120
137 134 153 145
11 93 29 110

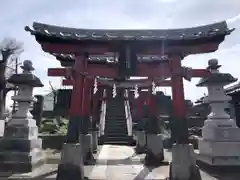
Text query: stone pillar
134 91 147 153
89 117 98 153
144 85 164 165
144 116 164 165
56 144 84 180
0 60 45 173
81 79 94 165
196 59 240 167
135 130 146 153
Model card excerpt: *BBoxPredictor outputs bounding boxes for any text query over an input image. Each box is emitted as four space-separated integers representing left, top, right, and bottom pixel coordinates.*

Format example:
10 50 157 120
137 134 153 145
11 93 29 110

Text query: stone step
106 113 125 115
105 130 128 133
105 130 127 132
106 120 126 122
104 99 129 144
103 141 132 145
105 128 127 130
105 119 126 121
105 126 127 129
105 121 126 124
105 119 126 122
104 137 132 141
106 108 124 110
105 125 126 128
105 130 127 133
104 131 128 134
106 112 125 114
105 125 127 128
106 118 126 120
105 134 129 137
106 116 126 118
107 105 124 107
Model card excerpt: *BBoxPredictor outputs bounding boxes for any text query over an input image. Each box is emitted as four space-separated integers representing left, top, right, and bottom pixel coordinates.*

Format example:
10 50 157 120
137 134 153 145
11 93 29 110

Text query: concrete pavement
2 145 240 180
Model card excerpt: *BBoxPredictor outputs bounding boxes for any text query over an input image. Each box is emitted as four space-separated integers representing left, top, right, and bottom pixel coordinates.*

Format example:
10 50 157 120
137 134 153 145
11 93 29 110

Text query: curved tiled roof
25 21 233 41
225 82 240 94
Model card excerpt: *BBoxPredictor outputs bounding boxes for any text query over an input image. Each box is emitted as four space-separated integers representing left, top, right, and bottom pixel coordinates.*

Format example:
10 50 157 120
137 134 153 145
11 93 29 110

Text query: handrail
124 90 132 136
99 90 107 136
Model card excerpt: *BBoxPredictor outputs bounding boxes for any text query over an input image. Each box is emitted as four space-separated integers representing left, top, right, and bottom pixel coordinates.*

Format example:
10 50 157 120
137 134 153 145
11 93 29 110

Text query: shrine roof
25 21 233 42
225 82 240 94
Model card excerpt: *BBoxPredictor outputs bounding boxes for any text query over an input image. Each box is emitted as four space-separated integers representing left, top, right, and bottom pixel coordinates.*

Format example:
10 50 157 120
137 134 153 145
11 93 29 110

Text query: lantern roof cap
196 73 237 87
8 60 43 87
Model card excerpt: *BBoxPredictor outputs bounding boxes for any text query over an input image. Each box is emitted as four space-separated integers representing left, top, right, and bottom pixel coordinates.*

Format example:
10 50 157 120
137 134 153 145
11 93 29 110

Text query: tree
0 38 23 119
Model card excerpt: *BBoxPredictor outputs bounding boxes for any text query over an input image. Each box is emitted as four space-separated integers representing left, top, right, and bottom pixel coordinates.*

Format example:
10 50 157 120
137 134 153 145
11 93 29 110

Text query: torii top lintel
25 21 233 57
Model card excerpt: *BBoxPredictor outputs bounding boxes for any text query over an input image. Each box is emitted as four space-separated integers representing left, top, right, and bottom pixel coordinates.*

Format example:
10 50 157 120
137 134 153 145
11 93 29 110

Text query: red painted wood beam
143 43 219 55
40 42 219 55
62 79 172 87
81 78 91 116
136 63 171 77
69 57 85 116
48 65 118 78
48 63 172 78
190 69 211 77
41 42 110 54
170 57 186 118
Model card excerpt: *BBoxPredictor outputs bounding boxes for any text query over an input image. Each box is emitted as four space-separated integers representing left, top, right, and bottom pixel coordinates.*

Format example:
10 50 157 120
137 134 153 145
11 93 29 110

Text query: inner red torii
25 21 233 144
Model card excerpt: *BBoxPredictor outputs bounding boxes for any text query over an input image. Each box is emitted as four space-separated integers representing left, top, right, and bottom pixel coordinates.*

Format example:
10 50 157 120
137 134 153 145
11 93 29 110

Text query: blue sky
1 0 240 106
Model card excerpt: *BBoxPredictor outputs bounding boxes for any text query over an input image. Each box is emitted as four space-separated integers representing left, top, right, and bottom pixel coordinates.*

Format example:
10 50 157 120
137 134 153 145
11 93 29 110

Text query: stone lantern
0 60 45 173
196 59 240 166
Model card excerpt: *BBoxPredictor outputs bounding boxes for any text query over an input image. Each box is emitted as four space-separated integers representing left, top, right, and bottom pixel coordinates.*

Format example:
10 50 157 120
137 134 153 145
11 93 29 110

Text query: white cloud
1 0 240 107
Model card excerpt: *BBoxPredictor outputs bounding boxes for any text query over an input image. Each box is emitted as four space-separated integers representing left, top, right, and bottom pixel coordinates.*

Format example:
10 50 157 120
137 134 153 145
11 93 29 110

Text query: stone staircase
103 96 133 145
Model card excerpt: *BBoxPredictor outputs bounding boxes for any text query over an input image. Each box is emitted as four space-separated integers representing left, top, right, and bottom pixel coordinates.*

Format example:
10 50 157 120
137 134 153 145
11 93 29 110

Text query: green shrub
39 118 69 135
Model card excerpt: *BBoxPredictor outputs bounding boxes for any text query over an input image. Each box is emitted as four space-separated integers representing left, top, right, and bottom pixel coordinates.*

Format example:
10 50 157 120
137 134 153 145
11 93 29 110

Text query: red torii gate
25 21 233 179
24 21 232 140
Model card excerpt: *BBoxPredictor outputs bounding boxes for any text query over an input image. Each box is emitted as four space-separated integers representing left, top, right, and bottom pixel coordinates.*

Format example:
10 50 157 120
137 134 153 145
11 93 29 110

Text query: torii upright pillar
169 57 201 180
81 78 94 164
57 55 87 180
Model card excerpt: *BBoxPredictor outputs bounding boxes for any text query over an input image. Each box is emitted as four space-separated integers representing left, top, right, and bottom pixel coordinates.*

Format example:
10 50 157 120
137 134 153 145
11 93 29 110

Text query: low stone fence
187 117 205 127
39 134 66 150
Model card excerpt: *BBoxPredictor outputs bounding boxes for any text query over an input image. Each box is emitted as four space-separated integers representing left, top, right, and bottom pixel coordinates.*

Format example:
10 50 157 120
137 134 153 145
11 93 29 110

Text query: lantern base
0 124 45 174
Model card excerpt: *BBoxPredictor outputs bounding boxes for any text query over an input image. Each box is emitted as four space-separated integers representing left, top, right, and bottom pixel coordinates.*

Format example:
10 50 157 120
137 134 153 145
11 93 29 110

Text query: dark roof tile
25 21 233 41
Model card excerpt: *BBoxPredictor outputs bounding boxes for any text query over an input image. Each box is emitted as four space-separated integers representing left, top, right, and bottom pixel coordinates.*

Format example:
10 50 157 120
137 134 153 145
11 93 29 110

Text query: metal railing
124 90 133 136
99 90 107 136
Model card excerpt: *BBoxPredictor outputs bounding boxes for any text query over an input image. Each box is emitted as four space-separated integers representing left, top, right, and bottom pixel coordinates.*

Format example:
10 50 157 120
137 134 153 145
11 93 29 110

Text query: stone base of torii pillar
195 59 240 167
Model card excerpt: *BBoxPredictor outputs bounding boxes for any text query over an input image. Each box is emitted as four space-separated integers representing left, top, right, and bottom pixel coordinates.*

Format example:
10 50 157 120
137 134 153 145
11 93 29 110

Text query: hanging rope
152 81 157 95
112 84 117 98
134 84 139 98
93 77 98 94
